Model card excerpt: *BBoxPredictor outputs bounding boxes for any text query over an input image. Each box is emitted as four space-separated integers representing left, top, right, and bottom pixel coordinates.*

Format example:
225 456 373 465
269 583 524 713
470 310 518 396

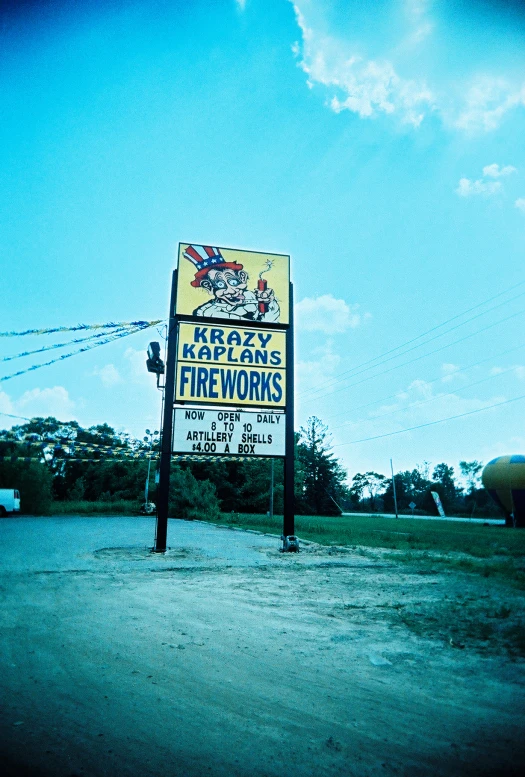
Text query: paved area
1 516 524 777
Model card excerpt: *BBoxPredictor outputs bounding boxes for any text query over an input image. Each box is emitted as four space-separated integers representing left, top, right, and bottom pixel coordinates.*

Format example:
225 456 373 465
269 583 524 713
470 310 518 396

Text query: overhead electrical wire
321 341 525 425
0 411 31 422
299 280 525 400
332 393 525 447
299 307 525 405
330 362 521 433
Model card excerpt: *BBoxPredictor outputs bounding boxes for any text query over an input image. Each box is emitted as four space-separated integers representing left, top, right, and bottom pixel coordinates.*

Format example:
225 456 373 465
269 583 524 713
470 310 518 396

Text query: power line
299 280 525 399
321 341 525 424
299 307 525 405
332 393 525 447
0 411 31 421
331 362 520 433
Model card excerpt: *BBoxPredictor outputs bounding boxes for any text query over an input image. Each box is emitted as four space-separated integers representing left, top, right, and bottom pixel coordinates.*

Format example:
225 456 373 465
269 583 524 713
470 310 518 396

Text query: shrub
169 466 219 521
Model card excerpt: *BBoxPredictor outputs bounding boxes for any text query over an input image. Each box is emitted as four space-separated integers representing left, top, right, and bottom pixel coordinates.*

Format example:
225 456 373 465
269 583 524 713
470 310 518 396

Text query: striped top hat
183 245 244 287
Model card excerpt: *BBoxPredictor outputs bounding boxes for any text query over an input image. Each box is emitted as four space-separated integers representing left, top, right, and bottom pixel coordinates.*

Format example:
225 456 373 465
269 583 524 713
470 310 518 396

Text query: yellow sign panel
175 244 290 326
175 322 286 408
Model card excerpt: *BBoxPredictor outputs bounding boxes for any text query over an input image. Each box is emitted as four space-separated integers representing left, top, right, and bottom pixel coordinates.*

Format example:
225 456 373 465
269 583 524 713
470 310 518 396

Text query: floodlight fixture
146 341 165 375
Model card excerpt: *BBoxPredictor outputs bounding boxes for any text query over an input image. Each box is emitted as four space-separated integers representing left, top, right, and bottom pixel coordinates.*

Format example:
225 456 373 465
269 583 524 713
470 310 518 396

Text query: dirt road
1 516 524 776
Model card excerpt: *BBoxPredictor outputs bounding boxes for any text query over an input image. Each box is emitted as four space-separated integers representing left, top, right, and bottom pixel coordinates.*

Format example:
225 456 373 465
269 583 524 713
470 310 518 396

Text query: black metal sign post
154 270 178 553
283 282 295 543
153 248 295 553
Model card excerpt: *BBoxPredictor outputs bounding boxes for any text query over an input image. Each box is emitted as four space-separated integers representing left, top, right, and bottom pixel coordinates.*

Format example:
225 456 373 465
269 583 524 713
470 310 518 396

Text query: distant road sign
173 407 285 457
409 501 416 510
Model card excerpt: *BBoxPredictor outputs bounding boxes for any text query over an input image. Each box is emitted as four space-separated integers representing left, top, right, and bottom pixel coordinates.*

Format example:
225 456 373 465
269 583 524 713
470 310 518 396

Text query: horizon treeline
0 415 503 519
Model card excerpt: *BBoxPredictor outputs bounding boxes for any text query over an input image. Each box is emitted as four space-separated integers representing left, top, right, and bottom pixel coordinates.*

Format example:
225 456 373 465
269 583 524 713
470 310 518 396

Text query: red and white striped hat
183 245 244 287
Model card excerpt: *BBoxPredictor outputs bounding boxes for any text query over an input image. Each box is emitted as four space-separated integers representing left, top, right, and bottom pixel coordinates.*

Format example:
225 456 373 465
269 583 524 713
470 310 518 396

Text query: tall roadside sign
154 244 294 552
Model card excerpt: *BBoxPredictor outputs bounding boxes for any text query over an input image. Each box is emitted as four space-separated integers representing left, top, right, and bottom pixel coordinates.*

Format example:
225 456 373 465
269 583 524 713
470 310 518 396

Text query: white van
0 489 21 517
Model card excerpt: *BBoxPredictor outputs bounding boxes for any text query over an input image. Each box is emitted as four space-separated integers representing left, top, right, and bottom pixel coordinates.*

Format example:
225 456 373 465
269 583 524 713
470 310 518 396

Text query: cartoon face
201 268 248 306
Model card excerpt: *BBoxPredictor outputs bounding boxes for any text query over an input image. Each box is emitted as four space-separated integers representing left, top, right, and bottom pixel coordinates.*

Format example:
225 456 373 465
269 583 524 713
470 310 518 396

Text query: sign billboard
175 322 286 407
175 244 290 325
173 408 285 456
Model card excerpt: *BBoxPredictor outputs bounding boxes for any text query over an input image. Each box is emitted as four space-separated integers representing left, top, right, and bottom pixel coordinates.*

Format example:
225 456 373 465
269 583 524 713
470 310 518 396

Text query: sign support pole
154 270 178 553
283 282 295 541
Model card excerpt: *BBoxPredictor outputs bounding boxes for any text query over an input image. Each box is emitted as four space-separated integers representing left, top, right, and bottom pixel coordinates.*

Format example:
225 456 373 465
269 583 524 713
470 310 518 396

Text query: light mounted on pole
146 341 165 387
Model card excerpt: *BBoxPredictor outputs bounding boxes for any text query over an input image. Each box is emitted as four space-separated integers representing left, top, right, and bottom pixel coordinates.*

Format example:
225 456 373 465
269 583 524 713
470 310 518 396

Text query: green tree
350 472 387 512
459 460 483 494
297 417 347 515
431 463 459 513
168 466 219 520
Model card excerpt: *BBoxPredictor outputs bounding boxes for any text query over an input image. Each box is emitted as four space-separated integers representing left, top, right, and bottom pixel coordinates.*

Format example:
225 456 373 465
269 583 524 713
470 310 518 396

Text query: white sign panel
173 407 285 456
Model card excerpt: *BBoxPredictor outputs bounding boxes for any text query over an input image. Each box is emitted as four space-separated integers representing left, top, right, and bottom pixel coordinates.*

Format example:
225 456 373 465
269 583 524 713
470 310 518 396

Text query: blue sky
1 0 524 483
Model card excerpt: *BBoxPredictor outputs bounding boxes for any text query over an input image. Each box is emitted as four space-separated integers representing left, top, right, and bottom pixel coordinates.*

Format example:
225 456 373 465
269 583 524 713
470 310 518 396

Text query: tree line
0 415 501 519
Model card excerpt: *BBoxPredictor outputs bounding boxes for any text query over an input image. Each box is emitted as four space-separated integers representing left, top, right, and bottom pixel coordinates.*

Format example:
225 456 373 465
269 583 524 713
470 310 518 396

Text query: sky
1 0 525 483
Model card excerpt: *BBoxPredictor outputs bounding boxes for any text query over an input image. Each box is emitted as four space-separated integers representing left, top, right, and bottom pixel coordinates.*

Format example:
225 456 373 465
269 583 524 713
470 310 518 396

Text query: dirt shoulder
1 516 524 777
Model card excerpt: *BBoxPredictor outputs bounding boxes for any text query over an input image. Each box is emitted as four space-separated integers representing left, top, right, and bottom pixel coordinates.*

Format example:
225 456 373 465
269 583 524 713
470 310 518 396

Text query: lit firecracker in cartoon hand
257 260 275 315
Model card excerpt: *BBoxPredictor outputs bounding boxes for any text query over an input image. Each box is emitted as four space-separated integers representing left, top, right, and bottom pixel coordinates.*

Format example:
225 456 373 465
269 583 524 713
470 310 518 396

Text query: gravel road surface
1 516 524 777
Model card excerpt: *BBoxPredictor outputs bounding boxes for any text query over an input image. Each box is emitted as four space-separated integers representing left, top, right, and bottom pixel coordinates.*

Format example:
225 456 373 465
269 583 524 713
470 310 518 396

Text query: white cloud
490 365 525 380
235 0 246 9
15 386 75 420
291 3 434 128
295 294 364 334
441 363 460 383
368 377 505 427
291 4 525 133
0 389 14 416
296 342 341 396
92 364 121 387
124 347 155 385
482 163 517 178
515 198 525 213
456 177 501 197
454 77 525 133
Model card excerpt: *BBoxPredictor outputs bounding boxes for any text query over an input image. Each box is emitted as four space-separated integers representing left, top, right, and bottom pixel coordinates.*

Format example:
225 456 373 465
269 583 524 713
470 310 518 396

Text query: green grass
52 499 139 515
212 511 525 557
207 512 525 587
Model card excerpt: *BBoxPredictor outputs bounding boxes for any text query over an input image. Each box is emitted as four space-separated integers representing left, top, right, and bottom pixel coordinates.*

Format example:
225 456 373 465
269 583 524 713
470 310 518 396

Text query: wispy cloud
456 177 501 197
92 364 121 387
291 2 525 133
441 363 460 383
292 3 433 128
296 341 341 396
483 163 517 178
490 365 525 380
515 198 525 213
295 294 367 334
15 386 75 420
454 77 525 133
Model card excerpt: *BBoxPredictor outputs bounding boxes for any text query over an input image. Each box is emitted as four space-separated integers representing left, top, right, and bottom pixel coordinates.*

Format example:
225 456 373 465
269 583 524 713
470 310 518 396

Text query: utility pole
154 270 178 552
390 458 398 519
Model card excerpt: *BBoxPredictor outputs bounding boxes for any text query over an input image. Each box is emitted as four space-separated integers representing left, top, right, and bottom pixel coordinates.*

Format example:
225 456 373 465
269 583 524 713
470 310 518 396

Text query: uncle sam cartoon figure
183 245 280 322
